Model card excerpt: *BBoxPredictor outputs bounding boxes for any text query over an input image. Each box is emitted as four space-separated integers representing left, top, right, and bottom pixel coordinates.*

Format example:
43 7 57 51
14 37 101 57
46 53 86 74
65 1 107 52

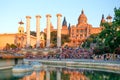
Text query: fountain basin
13 71 33 78
30 61 43 69
12 64 33 72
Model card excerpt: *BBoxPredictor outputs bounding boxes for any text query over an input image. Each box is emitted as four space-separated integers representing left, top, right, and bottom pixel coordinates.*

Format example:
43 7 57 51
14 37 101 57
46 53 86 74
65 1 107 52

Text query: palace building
69 10 102 47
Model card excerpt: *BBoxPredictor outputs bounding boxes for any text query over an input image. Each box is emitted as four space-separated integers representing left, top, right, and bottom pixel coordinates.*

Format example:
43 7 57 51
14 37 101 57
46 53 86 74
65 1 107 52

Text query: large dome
78 10 87 24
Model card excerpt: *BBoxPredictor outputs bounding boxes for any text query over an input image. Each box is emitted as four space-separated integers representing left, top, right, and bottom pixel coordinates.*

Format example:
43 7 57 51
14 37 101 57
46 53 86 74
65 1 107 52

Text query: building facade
69 10 102 47
0 20 45 50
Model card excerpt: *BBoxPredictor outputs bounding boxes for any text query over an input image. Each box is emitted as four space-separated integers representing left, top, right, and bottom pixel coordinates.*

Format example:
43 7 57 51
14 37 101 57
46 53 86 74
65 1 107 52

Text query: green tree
50 31 70 47
10 44 17 49
61 34 70 45
83 7 120 55
113 7 120 48
30 31 36 36
5 43 11 50
99 7 120 53
82 34 99 48
114 7 120 26
51 31 57 47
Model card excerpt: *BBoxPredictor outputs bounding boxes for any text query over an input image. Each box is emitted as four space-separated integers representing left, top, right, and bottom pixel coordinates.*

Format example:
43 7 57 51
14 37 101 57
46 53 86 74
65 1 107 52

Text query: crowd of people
1 46 120 60
25 47 93 59
24 47 120 61
57 47 93 59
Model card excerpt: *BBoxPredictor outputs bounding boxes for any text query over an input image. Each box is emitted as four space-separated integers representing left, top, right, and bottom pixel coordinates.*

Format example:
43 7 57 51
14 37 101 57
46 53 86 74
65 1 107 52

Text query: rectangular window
77 29 79 33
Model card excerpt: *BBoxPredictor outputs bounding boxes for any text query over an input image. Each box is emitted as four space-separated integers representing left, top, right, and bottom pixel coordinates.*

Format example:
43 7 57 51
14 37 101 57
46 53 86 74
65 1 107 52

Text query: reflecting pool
0 66 120 80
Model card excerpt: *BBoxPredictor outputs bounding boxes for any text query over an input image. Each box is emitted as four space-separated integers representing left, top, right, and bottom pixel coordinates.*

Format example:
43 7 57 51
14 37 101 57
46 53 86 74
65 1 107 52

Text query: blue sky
0 0 119 33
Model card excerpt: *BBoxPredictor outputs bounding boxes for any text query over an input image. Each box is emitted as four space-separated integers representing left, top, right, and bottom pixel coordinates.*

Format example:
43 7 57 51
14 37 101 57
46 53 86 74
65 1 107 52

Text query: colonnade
25 14 62 48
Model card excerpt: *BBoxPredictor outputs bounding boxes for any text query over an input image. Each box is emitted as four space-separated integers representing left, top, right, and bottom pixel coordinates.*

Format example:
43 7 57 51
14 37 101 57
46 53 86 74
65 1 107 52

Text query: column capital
56 13 62 17
26 16 31 19
36 15 41 18
46 14 51 18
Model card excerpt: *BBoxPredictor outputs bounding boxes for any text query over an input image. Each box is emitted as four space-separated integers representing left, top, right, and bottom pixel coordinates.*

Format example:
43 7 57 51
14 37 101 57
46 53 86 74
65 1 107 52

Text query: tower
61 17 69 35
68 23 71 35
18 20 24 34
100 14 106 26
62 17 67 26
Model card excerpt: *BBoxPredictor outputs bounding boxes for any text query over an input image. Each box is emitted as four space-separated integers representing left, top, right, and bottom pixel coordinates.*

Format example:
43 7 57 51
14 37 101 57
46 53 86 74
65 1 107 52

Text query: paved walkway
24 59 120 71
24 59 120 64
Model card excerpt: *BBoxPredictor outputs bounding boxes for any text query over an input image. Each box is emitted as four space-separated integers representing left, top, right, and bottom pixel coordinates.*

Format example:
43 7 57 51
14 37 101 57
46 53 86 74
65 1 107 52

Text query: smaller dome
78 10 87 24
19 20 24 24
106 15 112 19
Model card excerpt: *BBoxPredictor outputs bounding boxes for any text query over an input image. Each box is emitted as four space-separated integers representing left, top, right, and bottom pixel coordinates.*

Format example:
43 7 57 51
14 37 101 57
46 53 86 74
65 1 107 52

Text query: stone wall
0 58 23 70
0 33 45 50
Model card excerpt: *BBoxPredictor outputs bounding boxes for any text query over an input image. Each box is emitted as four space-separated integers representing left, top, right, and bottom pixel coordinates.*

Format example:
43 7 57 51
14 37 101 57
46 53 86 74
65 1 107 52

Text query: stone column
36 15 41 48
26 16 31 48
46 14 51 48
56 14 62 48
